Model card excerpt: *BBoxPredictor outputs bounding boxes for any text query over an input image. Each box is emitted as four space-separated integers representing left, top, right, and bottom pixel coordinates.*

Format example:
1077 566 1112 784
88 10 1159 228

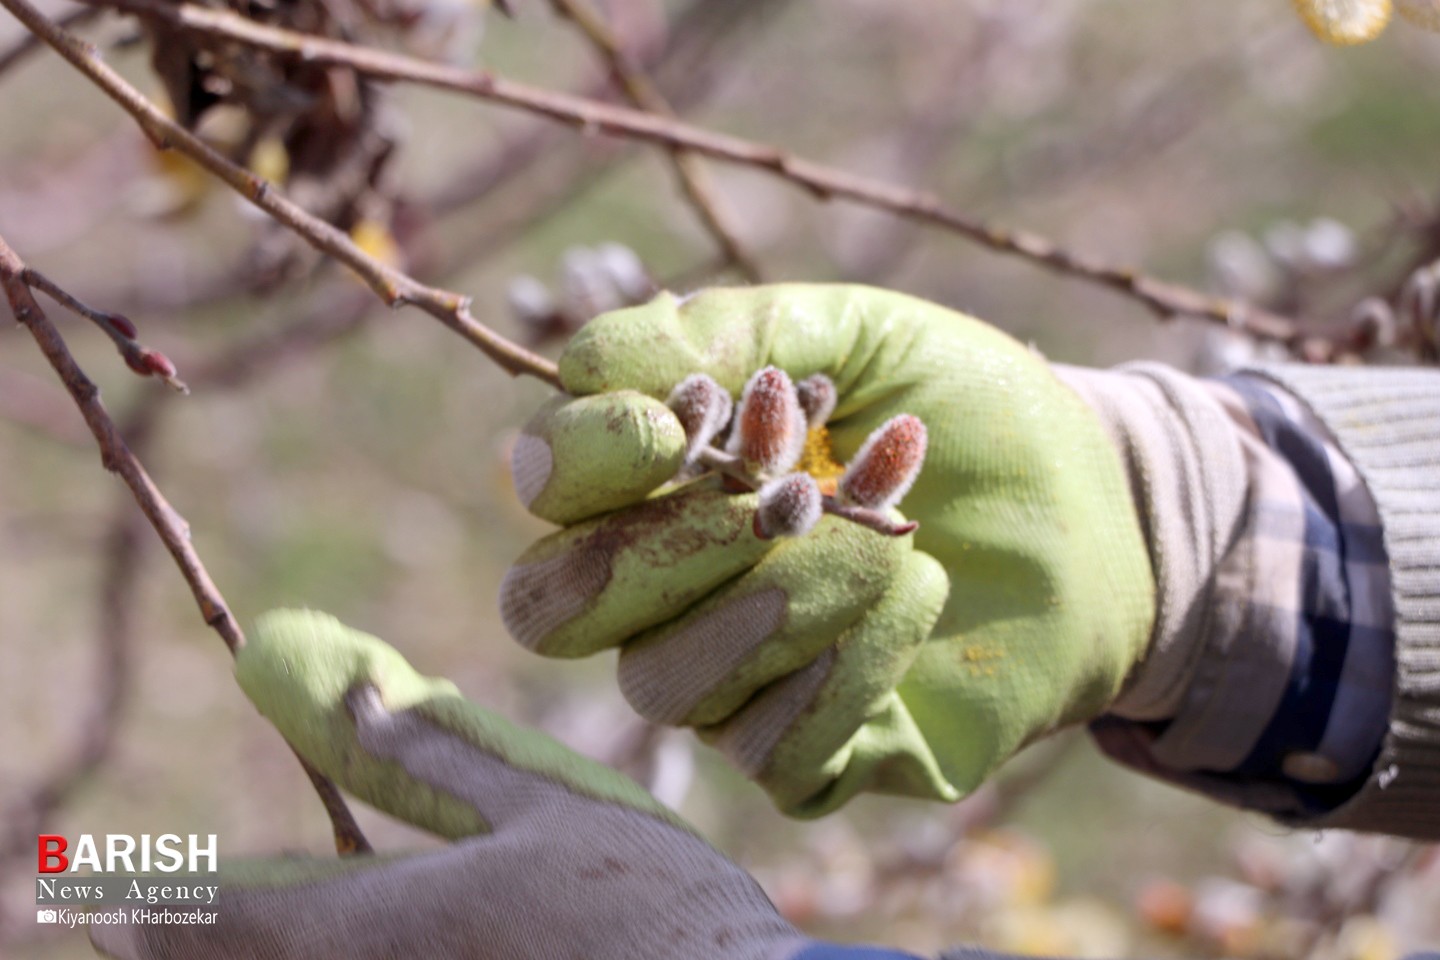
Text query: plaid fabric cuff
1093 373 1395 818
1238 365 1440 840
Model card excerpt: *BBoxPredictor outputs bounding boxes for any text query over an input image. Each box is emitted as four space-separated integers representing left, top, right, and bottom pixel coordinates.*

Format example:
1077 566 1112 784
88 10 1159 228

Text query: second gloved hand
499 285 1157 816
90 610 815 960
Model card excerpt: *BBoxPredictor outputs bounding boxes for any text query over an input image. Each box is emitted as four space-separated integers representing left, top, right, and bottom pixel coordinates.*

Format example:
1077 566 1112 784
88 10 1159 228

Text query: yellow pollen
797 426 846 496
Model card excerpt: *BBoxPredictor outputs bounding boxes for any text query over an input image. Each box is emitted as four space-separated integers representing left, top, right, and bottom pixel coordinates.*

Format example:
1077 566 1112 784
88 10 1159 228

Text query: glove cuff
1052 363 1249 720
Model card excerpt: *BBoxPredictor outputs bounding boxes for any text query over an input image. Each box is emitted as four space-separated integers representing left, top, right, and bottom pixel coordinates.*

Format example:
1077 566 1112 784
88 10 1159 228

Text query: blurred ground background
1 0 1438 956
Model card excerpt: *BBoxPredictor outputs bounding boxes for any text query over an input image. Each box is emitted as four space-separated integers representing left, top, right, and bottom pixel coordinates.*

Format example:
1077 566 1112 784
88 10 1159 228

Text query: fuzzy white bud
795 373 837 428
667 373 734 463
755 473 823 539
596 243 653 303
507 275 556 325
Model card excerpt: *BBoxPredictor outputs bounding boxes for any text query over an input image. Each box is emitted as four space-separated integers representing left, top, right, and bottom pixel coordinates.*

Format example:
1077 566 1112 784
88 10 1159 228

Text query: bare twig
0 236 240 650
298 759 373 856
0 231 372 857
1 0 561 388
548 0 762 282
25 268 188 391
78 0 1308 347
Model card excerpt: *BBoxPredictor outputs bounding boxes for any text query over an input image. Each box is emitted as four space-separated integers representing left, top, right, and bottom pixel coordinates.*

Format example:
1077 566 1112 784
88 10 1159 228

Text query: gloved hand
90 610 840 960
499 285 1157 817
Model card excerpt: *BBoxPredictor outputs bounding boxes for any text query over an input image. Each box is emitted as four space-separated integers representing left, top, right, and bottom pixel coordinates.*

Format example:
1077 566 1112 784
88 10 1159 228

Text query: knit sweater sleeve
1242 365 1440 838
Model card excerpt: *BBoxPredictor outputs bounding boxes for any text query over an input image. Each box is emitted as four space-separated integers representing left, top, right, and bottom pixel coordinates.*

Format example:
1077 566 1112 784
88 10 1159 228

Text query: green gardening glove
499 284 1157 817
90 610 812 960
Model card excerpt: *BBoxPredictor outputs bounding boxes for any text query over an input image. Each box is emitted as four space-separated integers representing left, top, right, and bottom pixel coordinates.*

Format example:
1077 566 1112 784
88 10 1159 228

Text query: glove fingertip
240 609 456 758
243 610 490 839
514 392 687 526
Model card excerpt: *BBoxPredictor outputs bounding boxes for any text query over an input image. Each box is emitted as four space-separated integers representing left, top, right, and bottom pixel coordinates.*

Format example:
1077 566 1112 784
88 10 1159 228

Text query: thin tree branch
0 231 372 857
76 0 1309 347
548 0 763 282
0 236 242 651
0 0 561 388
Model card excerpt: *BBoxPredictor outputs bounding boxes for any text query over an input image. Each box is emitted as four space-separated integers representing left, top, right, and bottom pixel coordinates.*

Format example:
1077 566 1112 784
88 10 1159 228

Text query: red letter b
37 836 67 873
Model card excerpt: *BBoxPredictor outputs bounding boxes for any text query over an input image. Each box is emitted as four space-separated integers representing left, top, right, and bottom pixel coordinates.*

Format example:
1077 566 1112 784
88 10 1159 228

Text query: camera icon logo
36 909 58 924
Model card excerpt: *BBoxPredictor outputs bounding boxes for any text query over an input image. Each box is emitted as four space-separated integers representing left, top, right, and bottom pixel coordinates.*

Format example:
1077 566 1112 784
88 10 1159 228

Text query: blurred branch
838 23 999 285
0 366 90 445
951 732 1077 837
0 230 372 857
548 0 763 282
1 0 561 386
420 0 781 288
0 505 143 890
0 3 93 78
188 288 377 388
83 0 1312 348
1296 842 1424 957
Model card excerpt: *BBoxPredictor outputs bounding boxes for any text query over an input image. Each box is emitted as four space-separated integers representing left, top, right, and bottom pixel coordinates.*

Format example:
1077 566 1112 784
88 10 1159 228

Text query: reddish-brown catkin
728 366 806 474
755 472 823 539
795 373 837 428
667 373 733 462
839 414 927 510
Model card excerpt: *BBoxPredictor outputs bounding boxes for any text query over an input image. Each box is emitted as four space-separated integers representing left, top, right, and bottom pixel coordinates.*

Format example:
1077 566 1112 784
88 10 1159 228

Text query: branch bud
107 312 138 339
